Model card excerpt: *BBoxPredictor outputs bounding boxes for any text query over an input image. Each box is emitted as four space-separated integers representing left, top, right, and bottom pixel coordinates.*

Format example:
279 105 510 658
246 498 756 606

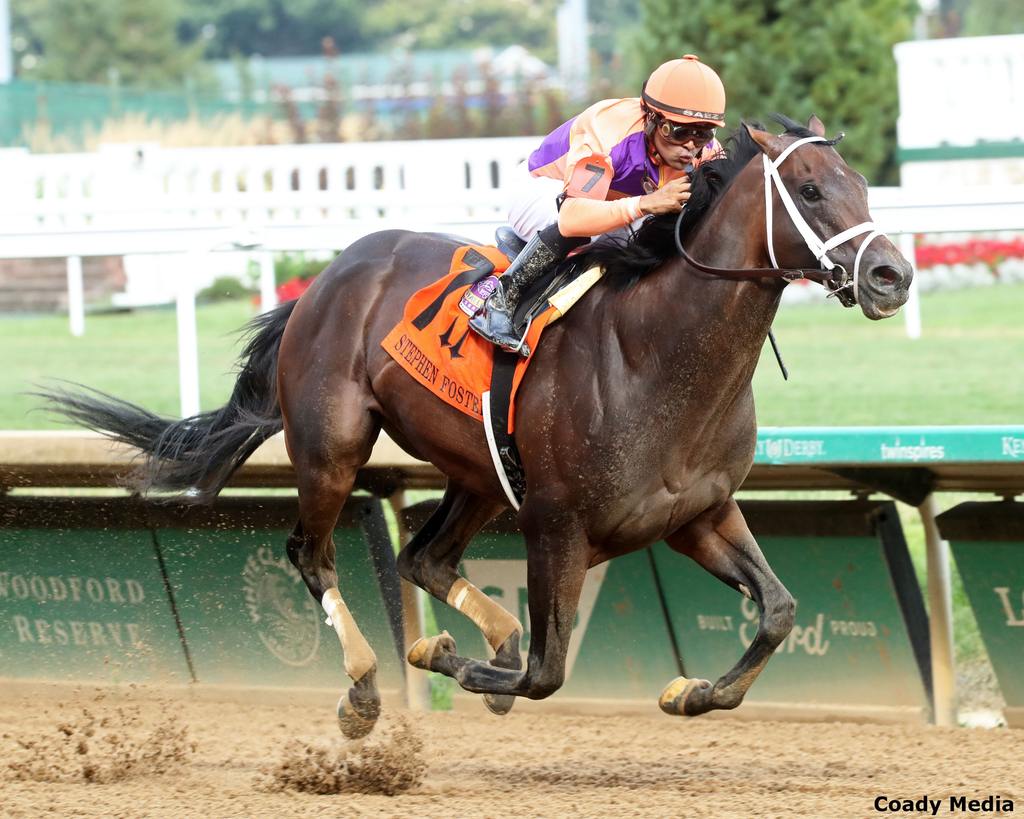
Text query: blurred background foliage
636 0 919 183
3 0 1023 182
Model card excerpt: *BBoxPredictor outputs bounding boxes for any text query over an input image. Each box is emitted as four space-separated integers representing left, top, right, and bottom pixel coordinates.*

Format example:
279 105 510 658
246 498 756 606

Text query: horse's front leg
660 498 796 717
410 509 588 700
399 486 525 714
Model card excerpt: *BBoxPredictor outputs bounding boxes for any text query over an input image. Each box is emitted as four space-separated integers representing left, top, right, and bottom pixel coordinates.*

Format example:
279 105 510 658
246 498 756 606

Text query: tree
963 0 1024 35
364 0 557 60
587 0 649 97
589 0 642 62
9 0 48 69
919 0 1024 38
179 0 370 58
20 0 202 87
636 0 918 184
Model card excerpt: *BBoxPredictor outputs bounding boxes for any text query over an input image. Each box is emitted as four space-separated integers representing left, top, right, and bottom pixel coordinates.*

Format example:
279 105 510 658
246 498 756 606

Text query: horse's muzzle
860 260 914 318
867 264 909 292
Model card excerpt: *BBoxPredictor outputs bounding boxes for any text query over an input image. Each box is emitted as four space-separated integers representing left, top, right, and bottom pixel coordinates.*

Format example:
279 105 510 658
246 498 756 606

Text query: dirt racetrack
1 680 1021 818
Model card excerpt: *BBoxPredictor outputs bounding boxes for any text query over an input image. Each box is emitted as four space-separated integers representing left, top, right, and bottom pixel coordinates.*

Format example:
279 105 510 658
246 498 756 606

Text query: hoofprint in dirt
0 681 1020 818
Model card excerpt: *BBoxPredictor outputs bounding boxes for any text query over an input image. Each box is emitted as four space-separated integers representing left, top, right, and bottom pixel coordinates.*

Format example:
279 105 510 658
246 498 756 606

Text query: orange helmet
642 54 726 127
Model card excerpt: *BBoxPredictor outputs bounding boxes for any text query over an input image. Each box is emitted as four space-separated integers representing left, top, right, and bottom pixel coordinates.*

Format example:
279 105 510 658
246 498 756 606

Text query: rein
673 232 840 285
673 135 885 306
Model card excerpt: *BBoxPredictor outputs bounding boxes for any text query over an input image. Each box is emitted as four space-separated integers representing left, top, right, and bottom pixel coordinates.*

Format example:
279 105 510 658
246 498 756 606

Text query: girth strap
482 350 526 509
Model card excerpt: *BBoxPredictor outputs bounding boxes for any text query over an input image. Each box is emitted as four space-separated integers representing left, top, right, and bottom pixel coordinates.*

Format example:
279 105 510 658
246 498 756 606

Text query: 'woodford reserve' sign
0 521 187 682
1 571 148 649
941 502 1024 729
0 497 405 691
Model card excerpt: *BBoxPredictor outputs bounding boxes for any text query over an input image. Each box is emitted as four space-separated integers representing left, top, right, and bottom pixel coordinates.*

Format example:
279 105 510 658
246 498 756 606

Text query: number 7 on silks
565 153 613 200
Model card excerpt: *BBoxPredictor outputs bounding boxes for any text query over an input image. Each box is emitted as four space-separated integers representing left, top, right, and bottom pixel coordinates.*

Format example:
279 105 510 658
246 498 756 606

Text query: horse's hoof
658 676 713 717
337 695 378 739
482 631 521 716
407 631 456 671
483 693 516 715
337 668 381 739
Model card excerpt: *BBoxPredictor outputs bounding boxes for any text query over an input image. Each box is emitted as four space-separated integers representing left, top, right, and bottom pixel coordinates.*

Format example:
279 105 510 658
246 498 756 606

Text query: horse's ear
807 115 826 137
744 122 787 159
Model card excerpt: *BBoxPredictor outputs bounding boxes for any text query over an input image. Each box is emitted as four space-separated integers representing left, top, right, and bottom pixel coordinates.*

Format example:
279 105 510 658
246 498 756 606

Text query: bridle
674 135 884 307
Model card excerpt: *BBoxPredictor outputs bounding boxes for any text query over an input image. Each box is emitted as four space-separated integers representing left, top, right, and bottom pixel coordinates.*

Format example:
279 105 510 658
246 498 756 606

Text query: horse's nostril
870 266 901 288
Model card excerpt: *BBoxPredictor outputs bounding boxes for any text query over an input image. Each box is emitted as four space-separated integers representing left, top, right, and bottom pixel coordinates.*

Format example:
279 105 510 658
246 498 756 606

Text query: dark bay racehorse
44 116 912 738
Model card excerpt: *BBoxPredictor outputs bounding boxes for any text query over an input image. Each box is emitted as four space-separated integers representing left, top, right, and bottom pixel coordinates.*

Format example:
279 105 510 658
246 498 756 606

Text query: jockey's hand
639 177 691 215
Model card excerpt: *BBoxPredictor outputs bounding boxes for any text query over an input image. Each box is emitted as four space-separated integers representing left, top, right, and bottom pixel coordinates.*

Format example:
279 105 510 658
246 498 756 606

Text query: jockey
470 54 727 353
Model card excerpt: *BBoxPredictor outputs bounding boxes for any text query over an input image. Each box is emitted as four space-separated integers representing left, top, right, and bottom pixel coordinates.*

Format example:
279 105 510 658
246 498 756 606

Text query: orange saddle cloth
381 244 560 431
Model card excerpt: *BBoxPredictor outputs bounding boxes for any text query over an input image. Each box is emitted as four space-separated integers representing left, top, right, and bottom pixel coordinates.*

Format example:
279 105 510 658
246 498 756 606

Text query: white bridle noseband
764 136 883 304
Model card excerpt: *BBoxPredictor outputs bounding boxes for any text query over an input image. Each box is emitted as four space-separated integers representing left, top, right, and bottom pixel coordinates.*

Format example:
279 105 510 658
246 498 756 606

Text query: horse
42 115 912 738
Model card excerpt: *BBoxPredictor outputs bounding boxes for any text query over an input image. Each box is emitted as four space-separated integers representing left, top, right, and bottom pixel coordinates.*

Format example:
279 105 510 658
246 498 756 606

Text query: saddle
381 232 604 507
495 225 526 260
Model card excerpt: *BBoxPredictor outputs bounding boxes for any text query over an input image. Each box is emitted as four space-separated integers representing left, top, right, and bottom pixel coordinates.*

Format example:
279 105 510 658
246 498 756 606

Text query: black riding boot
470 225 582 354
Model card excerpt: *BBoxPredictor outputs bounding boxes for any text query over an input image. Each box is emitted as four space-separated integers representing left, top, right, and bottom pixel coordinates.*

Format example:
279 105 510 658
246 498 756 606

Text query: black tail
37 300 298 502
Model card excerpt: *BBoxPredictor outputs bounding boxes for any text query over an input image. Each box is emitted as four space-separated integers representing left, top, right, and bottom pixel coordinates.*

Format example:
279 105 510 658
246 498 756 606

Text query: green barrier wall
409 500 931 717
0 515 187 683
0 497 404 693
158 498 404 692
940 502 1024 729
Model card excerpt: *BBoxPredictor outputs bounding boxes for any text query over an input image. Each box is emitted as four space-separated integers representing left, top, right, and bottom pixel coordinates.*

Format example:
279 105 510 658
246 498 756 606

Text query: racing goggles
657 119 716 147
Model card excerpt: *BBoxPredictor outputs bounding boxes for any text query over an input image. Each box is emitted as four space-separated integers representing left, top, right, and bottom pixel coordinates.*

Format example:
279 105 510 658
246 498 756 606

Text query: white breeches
507 161 564 240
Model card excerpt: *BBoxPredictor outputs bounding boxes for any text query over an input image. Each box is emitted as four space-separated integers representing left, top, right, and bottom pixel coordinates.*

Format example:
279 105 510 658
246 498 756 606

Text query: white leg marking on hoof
322 587 377 681
446 577 522 652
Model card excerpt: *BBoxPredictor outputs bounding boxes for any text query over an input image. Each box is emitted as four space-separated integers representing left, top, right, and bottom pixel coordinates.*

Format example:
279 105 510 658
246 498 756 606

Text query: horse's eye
800 184 821 201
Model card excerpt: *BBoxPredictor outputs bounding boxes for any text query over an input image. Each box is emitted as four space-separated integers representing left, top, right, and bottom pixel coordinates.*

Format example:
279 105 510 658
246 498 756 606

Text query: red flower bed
915 236 1024 270
276 276 315 302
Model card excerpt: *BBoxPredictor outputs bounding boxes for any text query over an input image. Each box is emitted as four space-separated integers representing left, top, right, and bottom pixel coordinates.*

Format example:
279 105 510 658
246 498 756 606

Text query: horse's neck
641 189 784 382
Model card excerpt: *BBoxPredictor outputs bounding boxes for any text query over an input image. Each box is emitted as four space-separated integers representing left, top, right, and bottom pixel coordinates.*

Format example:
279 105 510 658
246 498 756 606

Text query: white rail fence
0 136 539 310
1 137 1023 415
0 137 537 230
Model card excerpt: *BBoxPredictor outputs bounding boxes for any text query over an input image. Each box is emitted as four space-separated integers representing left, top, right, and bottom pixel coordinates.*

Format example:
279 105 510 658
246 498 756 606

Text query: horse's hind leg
398 486 524 714
408 502 590 702
660 498 796 717
284 406 383 738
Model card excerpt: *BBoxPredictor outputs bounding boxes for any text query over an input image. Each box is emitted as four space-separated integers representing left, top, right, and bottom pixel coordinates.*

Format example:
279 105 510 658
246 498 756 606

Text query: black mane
574 114 828 289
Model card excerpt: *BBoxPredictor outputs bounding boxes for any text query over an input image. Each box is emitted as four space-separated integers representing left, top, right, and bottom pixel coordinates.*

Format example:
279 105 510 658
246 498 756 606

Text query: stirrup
499 315 532 357
469 309 532 357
